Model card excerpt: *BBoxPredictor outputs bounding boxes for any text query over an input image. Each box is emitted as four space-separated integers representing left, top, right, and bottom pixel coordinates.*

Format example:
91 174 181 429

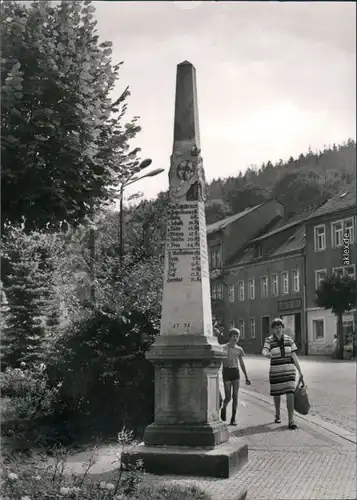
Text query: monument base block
144 421 229 447
122 438 248 479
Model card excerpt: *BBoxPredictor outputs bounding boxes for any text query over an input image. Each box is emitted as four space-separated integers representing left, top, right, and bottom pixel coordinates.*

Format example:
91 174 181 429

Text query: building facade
304 185 356 355
222 220 307 354
207 200 284 329
207 184 356 356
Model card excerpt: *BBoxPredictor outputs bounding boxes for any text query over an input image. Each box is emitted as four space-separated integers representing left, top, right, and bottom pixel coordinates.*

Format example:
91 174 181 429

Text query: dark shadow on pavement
231 423 289 437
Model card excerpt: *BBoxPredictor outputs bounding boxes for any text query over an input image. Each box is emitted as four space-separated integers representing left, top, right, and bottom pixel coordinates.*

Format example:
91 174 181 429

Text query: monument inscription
161 199 211 335
166 202 202 284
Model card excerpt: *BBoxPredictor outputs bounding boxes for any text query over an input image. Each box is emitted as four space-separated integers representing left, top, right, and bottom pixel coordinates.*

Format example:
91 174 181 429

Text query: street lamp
119 163 165 271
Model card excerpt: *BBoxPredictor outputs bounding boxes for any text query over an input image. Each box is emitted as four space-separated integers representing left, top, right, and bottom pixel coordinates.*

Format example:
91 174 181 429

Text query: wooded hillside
205 139 356 224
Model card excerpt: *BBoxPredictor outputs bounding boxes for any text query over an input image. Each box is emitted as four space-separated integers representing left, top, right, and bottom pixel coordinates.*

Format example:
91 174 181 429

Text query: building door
261 316 270 348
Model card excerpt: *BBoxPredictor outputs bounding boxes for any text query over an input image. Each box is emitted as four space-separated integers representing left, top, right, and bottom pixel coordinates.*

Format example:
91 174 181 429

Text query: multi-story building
207 184 356 356
222 216 308 354
207 200 284 327
304 184 356 355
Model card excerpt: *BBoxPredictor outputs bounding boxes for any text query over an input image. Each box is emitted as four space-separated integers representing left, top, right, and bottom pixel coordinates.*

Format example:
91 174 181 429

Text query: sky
93 1 356 203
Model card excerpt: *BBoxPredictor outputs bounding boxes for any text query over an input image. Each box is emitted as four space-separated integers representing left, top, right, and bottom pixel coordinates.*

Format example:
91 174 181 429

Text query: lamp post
119 165 165 271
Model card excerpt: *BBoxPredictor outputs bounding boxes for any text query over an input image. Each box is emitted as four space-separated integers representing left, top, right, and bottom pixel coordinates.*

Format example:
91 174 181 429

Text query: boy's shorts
222 367 240 382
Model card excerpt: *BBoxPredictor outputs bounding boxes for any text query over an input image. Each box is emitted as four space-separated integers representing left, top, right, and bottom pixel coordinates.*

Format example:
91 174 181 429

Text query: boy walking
220 328 251 425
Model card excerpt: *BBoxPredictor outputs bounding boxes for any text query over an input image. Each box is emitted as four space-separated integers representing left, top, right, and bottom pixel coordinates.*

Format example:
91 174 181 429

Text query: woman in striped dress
262 318 304 429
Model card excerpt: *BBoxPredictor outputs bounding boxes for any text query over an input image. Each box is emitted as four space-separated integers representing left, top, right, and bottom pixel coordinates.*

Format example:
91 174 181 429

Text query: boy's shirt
222 343 245 368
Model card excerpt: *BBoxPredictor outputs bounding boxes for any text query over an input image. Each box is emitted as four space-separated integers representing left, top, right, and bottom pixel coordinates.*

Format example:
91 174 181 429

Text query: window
312 319 324 340
331 221 343 248
344 218 354 244
292 269 300 293
255 244 263 258
238 319 245 339
211 252 216 269
248 278 255 300
345 265 356 279
332 267 344 277
210 246 222 269
250 318 256 339
314 225 326 251
331 218 354 247
333 265 355 279
228 319 235 330
238 281 245 301
261 276 268 298
211 283 223 300
271 274 279 296
281 272 289 294
228 284 235 303
315 269 327 290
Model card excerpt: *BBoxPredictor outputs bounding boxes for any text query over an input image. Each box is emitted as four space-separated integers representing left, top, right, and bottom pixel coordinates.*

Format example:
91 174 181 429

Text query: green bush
48 308 157 442
1 363 62 454
0 363 59 418
1 306 157 452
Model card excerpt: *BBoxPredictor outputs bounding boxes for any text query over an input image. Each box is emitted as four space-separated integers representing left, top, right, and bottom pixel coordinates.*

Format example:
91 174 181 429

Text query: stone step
122 435 248 479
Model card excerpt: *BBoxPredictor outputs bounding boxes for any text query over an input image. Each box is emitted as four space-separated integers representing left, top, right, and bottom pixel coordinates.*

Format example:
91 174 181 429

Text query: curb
239 388 357 444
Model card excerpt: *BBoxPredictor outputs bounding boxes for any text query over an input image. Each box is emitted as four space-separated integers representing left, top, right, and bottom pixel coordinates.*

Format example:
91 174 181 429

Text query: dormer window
209 245 222 269
254 244 263 258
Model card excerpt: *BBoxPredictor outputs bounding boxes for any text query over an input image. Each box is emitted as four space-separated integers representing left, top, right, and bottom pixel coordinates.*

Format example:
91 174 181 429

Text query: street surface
58 389 357 500
241 355 356 434
55 358 357 500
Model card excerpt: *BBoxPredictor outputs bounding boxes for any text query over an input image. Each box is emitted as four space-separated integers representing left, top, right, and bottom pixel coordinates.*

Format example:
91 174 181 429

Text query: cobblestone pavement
140 392 356 500
239 355 356 434
61 389 357 500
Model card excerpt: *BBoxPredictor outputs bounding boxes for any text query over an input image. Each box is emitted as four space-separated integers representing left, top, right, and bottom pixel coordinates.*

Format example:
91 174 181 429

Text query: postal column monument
144 60 228 448
124 61 248 480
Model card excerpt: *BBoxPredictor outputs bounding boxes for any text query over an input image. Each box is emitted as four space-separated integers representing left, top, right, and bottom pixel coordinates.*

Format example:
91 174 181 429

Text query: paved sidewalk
59 390 357 500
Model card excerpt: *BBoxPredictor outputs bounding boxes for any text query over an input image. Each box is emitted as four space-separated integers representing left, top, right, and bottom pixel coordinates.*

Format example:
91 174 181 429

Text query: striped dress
263 334 297 396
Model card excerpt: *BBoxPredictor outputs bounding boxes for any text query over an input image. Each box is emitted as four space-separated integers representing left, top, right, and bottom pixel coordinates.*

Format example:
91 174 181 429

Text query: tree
315 274 357 359
224 183 268 214
1 228 52 368
1 0 141 233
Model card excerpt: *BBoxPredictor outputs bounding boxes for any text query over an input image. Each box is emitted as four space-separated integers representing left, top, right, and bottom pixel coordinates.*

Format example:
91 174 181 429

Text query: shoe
220 407 226 421
275 416 281 424
230 420 237 426
288 422 297 430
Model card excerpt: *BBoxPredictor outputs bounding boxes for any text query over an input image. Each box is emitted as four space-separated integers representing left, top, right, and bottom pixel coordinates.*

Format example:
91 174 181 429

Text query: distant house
222 214 308 353
304 183 356 355
206 199 284 330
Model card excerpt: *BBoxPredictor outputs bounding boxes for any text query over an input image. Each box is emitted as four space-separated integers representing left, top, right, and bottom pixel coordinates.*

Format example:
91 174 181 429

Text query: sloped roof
206 204 263 235
271 225 306 257
250 214 308 243
305 183 356 221
229 222 306 267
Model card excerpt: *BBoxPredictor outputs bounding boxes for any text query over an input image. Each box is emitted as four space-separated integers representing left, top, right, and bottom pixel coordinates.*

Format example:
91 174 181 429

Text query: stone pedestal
144 335 228 447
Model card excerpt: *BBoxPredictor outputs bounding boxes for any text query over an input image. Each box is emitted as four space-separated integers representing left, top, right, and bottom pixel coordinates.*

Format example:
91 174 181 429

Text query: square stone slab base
122 437 248 479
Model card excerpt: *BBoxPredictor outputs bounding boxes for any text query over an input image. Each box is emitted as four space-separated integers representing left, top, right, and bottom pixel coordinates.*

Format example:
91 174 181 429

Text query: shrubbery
1 308 157 454
1 363 62 454
49 308 156 441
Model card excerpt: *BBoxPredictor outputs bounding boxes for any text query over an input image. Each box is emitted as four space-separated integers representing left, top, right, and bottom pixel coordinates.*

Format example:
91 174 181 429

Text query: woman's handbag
294 376 310 415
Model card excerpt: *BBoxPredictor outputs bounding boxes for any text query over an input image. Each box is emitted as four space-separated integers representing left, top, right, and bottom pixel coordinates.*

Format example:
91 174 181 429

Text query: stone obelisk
123 62 248 480
144 60 228 448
